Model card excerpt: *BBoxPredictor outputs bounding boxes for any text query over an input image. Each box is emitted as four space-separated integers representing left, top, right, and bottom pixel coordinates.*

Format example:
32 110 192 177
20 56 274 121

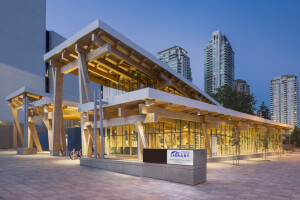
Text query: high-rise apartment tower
158 46 192 82
271 75 298 126
204 31 234 94
234 79 250 95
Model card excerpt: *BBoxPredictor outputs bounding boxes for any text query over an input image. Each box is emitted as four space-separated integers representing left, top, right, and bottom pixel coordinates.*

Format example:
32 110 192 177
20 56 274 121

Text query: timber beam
97 58 132 78
60 43 111 74
83 115 147 129
91 34 160 80
139 104 202 122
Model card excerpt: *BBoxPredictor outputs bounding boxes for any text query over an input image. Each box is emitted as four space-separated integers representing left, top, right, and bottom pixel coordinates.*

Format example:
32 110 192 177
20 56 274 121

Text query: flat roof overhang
6 87 80 122
79 88 293 132
44 19 220 106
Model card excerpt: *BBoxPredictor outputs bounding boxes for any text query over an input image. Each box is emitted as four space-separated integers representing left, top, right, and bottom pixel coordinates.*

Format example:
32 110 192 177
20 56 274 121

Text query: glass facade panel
103 121 283 158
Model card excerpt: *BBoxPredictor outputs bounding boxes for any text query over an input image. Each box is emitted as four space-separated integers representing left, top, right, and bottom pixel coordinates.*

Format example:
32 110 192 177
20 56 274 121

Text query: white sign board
167 150 193 165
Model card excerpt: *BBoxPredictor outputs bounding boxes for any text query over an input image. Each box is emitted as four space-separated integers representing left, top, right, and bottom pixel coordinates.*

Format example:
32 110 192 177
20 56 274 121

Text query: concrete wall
0 0 46 123
0 122 22 149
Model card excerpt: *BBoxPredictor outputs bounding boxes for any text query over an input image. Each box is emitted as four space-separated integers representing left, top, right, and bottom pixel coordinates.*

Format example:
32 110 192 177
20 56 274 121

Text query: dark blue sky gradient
46 0 300 111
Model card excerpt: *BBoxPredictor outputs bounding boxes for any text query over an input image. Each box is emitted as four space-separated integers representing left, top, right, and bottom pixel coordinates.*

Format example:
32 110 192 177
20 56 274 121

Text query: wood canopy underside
80 99 290 133
47 30 215 104
8 94 80 122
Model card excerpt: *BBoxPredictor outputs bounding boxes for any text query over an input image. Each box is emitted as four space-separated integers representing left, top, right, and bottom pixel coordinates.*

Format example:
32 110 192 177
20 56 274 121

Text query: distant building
158 46 192 82
256 102 270 119
234 79 250 94
204 30 234 94
271 75 298 126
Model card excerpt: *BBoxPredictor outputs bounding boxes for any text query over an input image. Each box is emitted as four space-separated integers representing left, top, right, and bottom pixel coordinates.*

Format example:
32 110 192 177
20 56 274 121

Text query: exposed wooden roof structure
79 88 293 132
6 87 80 122
42 19 293 158
6 87 80 152
44 19 220 106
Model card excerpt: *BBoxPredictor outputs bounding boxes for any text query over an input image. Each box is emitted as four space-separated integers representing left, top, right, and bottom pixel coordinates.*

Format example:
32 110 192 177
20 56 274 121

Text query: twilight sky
46 0 300 111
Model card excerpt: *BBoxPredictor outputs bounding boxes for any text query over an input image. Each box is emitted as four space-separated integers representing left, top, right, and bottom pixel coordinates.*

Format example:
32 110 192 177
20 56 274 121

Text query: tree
229 126 241 165
290 126 300 147
210 85 257 114
257 101 270 119
261 130 271 161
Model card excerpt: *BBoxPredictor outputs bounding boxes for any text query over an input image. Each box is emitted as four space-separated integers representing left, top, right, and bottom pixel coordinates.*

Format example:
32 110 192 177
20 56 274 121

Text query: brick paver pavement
0 150 300 200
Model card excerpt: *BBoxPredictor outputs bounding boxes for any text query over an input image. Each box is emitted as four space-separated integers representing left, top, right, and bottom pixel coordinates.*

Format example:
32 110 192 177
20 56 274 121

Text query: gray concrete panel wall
0 0 46 123
0 0 46 77
0 65 45 122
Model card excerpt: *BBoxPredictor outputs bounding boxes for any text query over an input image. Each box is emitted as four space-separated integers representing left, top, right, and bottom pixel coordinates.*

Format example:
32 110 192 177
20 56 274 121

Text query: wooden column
135 120 149 161
96 129 101 157
43 119 52 151
87 125 101 157
27 123 33 148
86 125 95 157
201 123 212 157
13 120 17 148
253 127 258 153
28 122 42 151
10 107 23 146
83 128 93 156
51 67 64 156
60 117 66 152
280 134 283 150
78 52 92 103
78 52 92 157
23 95 28 148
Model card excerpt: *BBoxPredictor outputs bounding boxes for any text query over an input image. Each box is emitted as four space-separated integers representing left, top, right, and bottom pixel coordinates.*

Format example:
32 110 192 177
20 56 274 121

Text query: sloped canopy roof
44 19 221 106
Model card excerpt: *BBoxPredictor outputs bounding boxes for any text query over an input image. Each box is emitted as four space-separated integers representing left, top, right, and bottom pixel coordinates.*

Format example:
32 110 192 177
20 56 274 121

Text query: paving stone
0 150 300 199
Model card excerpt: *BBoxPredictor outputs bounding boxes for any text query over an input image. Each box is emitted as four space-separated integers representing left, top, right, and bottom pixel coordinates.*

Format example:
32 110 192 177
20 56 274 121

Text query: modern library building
8 19 292 161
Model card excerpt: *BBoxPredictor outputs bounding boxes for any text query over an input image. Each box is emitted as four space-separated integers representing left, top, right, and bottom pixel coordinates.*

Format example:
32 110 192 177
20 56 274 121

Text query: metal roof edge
6 87 52 101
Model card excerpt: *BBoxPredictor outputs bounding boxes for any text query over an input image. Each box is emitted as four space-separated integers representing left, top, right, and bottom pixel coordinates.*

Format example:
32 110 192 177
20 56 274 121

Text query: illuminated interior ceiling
44 19 221 106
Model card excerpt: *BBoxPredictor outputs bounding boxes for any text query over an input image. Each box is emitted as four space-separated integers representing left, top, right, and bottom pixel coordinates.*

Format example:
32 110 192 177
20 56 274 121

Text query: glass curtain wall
102 71 185 99
104 125 138 156
104 122 282 157
256 131 281 153
144 120 202 150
